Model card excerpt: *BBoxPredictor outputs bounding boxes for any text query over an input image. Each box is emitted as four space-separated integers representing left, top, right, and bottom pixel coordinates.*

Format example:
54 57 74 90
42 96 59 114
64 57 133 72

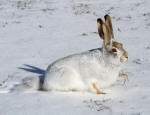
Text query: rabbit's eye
112 48 117 53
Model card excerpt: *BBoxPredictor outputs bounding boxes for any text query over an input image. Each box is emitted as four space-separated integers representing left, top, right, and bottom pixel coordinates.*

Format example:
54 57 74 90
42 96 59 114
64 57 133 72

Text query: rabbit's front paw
119 71 129 81
92 83 106 95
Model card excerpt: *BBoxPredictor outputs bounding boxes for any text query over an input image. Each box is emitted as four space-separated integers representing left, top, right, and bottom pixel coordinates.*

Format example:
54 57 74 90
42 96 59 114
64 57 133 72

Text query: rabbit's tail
10 76 41 92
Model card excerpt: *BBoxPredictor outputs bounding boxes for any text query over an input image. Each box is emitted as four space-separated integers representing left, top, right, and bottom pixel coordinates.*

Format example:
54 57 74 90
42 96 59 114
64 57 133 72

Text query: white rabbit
43 15 128 94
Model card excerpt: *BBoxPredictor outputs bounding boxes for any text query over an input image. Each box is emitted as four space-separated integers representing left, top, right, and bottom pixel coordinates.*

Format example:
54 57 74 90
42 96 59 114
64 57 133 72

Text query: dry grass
83 98 111 112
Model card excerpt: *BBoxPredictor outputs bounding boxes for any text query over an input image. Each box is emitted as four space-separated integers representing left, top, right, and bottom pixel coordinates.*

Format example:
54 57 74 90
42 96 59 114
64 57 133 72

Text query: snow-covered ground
0 0 150 114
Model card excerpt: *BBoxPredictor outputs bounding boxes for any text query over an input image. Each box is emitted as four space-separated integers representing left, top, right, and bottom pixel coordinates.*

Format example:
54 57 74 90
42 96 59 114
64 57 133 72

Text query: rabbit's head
97 15 128 64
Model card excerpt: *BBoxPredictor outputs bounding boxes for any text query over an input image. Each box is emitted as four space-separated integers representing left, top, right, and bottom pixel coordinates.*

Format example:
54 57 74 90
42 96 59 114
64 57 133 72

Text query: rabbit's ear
97 18 111 48
102 23 111 48
97 18 104 40
104 15 114 39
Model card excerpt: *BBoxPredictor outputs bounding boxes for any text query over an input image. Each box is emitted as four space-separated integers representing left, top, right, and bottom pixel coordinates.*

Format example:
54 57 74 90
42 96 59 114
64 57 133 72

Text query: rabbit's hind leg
92 83 106 94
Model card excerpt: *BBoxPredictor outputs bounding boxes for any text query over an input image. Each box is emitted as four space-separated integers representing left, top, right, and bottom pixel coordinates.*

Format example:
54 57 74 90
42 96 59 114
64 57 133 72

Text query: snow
0 0 150 114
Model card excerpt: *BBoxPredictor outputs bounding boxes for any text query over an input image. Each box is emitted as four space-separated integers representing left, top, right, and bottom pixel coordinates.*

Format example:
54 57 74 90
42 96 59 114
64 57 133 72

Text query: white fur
43 47 122 93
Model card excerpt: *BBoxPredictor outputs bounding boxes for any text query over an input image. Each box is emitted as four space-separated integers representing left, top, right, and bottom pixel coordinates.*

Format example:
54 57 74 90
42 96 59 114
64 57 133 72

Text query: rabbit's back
46 49 103 73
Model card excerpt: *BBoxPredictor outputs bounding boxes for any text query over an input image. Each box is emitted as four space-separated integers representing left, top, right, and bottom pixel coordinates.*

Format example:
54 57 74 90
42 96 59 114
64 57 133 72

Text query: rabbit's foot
97 90 106 94
92 83 106 94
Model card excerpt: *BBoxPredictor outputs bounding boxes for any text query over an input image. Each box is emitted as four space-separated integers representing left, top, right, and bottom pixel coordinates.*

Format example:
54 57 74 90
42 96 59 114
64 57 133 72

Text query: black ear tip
104 14 110 20
97 18 103 24
97 18 101 22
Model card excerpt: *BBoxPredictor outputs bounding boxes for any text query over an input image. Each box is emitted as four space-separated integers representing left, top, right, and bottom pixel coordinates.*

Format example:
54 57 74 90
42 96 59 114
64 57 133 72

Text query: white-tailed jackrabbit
43 15 128 94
